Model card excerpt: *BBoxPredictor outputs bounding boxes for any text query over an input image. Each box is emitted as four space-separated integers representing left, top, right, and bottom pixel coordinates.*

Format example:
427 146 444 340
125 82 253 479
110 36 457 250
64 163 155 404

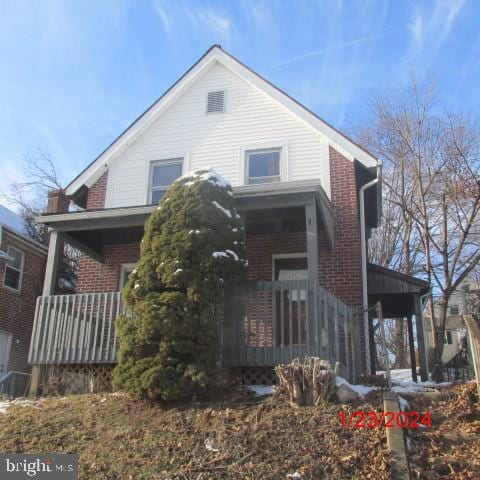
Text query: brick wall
0 231 46 373
76 242 140 293
320 147 363 309
47 189 69 214
86 172 108 210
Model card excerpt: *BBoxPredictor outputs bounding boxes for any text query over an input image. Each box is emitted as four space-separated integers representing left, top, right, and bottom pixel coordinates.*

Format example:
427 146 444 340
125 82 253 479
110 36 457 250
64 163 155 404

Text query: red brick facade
77 243 140 293
0 230 46 373
86 172 108 210
47 189 69 214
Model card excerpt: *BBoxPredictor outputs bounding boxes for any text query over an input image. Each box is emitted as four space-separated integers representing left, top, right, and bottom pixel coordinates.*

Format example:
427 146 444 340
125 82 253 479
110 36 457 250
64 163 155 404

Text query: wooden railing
28 292 122 364
464 314 480 401
29 283 359 381
222 280 359 380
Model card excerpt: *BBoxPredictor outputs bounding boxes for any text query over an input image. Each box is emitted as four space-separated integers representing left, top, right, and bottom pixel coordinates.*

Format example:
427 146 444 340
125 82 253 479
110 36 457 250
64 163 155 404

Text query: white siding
106 63 328 208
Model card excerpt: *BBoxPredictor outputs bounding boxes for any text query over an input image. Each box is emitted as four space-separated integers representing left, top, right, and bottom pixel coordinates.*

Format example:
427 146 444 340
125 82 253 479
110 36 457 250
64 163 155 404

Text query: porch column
42 229 63 296
305 203 319 351
414 294 428 381
305 203 318 284
406 314 418 382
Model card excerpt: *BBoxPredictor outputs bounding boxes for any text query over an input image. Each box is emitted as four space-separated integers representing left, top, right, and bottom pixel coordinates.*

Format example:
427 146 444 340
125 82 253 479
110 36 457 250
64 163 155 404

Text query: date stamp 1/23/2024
339 410 432 429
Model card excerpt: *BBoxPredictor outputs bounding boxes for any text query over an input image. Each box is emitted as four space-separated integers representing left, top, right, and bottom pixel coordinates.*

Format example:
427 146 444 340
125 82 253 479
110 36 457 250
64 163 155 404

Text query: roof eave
66 45 378 198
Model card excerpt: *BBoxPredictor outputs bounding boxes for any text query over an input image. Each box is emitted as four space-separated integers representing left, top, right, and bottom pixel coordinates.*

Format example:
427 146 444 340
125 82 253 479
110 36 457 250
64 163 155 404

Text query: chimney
47 189 69 214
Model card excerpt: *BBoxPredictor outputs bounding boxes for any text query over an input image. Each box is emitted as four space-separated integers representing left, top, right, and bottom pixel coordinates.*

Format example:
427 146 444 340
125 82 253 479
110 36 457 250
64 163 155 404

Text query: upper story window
246 148 281 184
3 246 24 292
206 90 225 113
149 159 183 203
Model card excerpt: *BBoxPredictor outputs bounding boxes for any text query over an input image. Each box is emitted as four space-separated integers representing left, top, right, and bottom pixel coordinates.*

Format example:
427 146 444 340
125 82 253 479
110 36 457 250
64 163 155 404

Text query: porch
29 280 360 380
30 179 366 389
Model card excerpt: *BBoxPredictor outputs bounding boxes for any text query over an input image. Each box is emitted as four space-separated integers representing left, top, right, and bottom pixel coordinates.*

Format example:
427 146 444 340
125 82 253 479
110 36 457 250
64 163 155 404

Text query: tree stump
275 357 339 406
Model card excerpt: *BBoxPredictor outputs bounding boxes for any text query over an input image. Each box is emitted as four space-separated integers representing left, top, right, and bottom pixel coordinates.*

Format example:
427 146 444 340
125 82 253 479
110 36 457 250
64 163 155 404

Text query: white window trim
119 263 137 290
3 245 25 293
206 89 227 114
239 142 288 185
146 156 186 204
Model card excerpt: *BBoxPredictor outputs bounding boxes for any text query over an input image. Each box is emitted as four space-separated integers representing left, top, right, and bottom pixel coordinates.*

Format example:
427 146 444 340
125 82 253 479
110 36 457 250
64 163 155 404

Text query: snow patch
212 251 229 259
335 376 380 398
188 229 201 235
212 250 240 261
173 269 183 274
225 249 239 261
180 167 231 190
211 201 232 218
245 385 274 396
379 369 451 393
205 439 220 453
287 473 303 480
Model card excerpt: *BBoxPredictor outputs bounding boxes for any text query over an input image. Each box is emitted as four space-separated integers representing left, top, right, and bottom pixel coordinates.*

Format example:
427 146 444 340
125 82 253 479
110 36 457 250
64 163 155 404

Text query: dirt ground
0 388 390 479
408 382 480 479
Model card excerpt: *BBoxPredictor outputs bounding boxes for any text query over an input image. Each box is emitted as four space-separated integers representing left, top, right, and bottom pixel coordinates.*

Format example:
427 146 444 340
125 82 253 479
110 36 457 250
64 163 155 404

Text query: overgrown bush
112 168 247 401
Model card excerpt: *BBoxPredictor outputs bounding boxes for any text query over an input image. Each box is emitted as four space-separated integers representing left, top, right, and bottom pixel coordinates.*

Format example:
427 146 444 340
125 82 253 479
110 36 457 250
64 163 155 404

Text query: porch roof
36 180 334 260
367 263 430 317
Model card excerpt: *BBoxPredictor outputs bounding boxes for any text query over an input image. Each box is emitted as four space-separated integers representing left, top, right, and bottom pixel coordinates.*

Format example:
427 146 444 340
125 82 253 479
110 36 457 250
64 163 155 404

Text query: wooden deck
29 281 360 380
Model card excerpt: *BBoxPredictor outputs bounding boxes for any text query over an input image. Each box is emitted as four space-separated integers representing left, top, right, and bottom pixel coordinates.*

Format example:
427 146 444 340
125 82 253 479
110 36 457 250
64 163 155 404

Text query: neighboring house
0 205 47 394
425 274 480 364
29 45 429 393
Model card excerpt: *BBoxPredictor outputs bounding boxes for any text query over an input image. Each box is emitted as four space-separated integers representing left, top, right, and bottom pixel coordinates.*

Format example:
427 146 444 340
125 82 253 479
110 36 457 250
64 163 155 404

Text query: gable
105 62 330 208
67 45 378 205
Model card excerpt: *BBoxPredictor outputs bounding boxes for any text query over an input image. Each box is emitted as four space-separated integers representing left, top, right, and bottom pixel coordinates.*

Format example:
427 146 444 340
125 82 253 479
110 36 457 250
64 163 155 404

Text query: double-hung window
3 246 24 292
149 159 183 203
246 148 281 184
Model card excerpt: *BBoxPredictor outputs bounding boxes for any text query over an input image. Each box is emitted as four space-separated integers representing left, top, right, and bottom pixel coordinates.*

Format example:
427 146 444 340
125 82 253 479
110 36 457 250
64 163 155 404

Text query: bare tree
2 149 79 290
358 78 480 380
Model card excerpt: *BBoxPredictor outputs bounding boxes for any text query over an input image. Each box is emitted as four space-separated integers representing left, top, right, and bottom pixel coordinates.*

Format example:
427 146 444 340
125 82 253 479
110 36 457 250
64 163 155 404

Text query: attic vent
207 90 225 113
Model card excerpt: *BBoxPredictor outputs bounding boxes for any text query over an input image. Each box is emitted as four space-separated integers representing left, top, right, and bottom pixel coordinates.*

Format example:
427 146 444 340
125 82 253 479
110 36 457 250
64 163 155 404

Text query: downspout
419 291 431 379
359 161 382 374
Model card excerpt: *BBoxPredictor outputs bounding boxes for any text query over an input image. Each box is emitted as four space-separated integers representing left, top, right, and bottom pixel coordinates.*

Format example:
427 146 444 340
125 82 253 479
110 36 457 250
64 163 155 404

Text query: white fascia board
217 50 378 168
67 46 377 196
66 53 219 196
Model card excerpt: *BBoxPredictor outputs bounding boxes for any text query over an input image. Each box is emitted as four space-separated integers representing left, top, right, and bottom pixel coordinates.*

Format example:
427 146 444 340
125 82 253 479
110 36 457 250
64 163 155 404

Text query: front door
0 331 12 376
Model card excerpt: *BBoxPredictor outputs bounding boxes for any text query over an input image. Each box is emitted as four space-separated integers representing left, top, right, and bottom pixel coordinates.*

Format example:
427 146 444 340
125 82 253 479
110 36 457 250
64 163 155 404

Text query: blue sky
0 0 478 205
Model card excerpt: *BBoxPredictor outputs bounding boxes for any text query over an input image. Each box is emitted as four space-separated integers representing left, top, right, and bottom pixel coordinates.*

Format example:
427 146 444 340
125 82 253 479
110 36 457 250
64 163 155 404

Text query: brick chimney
47 189 69 214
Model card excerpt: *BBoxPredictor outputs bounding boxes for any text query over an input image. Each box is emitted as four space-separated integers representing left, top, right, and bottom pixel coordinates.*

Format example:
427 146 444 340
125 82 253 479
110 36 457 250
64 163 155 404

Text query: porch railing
28 292 122 364
222 280 360 380
29 282 360 381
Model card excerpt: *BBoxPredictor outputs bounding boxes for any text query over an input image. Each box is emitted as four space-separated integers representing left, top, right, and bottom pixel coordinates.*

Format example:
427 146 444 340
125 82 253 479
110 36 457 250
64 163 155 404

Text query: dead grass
409 382 480 479
0 388 390 479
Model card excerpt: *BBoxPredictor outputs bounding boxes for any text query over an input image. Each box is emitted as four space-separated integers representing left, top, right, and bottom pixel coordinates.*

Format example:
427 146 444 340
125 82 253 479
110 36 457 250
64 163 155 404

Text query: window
119 263 136 290
450 305 459 315
206 91 225 113
246 148 281 184
149 159 183 203
445 331 453 345
3 246 24 292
